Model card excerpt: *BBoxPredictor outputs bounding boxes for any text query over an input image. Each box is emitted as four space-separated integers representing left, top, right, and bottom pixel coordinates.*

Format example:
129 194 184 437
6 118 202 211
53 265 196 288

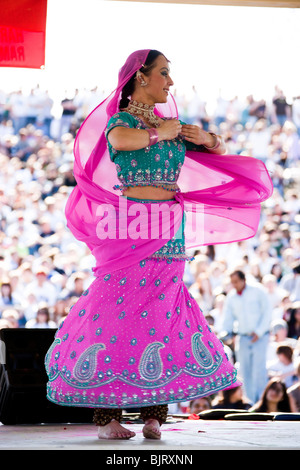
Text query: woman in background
250 378 297 413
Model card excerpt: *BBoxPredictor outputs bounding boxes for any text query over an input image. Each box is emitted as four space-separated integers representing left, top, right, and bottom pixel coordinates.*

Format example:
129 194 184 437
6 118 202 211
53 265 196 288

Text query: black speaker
0 328 93 425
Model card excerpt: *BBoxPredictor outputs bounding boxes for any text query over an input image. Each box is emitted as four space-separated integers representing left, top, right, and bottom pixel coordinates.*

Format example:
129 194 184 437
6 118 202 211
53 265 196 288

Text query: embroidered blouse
105 112 207 192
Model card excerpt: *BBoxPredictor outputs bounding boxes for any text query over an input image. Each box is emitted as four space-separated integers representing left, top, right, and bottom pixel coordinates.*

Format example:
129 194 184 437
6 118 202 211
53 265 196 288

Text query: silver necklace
124 100 160 128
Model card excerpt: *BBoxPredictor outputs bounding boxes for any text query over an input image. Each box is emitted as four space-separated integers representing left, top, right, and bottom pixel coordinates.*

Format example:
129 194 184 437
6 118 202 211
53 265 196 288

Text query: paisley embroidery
138 342 165 381
73 344 106 382
45 338 61 377
191 332 214 368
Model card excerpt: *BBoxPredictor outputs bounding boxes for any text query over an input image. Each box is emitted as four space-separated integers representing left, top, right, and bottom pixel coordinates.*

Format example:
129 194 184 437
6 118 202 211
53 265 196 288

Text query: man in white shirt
222 270 272 403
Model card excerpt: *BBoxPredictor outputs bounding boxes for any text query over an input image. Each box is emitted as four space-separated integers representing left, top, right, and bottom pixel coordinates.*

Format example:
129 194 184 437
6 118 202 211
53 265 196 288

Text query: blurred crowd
0 84 300 414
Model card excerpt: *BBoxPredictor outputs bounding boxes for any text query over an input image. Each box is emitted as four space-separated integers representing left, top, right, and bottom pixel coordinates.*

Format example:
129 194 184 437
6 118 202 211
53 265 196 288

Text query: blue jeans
236 333 269 403
277 115 287 127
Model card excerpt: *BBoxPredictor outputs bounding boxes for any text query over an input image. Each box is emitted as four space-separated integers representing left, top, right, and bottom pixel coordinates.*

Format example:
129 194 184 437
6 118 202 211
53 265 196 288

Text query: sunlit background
1 0 300 115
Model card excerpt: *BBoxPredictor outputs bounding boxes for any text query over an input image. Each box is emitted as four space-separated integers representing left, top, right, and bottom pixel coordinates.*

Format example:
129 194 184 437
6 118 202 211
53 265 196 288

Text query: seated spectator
247 118 271 162
285 301 300 339
11 128 33 161
0 279 22 313
280 262 300 302
272 294 292 322
262 274 288 311
39 216 56 239
21 291 40 323
188 397 212 415
267 319 298 364
250 378 297 413
24 266 58 307
271 261 285 284
43 196 65 231
288 361 300 412
51 298 69 325
267 344 298 388
25 302 57 329
1 308 20 328
0 319 13 330
212 386 252 410
59 272 86 300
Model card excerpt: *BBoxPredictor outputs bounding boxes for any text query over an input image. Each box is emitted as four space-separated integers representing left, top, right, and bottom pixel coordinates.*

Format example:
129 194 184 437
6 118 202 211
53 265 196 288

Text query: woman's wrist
145 128 159 146
203 132 221 150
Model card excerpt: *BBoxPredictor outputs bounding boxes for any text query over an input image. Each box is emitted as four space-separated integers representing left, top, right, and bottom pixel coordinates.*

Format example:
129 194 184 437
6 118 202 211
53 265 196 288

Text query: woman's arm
181 124 227 155
108 127 150 151
107 119 182 151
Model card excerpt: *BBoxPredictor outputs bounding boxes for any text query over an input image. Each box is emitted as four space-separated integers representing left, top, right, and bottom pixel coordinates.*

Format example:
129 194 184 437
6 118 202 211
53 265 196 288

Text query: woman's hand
181 124 212 146
181 124 227 154
157 119 182 141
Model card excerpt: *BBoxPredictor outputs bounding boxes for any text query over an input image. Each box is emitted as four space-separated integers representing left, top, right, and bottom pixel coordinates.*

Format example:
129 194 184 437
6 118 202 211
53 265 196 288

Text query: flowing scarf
65 49 273 276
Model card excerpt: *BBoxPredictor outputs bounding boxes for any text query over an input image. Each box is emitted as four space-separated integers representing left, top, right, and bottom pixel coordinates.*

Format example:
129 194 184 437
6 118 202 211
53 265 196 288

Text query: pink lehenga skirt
45 254 240 409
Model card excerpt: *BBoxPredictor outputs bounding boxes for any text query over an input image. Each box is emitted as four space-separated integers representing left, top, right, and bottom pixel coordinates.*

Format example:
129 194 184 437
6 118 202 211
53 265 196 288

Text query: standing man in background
222 270 272 403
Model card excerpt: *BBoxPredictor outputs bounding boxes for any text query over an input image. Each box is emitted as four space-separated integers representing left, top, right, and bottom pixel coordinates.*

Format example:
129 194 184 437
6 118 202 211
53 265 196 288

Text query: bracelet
146 128 159 146
203 132 221 151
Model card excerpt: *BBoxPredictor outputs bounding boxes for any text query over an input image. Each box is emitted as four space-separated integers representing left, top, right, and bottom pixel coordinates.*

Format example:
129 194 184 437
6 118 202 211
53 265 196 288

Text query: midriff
123 185 177 201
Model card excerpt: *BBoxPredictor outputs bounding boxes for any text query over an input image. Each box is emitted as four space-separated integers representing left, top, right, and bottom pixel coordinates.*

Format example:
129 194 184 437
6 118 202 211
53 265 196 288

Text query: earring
136 70 147 87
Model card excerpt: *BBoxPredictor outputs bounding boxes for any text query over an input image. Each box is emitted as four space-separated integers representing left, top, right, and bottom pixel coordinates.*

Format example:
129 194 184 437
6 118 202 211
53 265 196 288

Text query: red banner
0 0 47 69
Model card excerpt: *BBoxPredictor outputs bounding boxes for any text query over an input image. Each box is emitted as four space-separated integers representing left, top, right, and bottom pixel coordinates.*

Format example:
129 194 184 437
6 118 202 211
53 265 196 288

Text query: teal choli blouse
105 112 203 260
105 112 206 192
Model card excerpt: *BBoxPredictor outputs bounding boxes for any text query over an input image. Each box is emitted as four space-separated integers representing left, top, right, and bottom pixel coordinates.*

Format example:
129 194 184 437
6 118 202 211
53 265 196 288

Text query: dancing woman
45 50 272 440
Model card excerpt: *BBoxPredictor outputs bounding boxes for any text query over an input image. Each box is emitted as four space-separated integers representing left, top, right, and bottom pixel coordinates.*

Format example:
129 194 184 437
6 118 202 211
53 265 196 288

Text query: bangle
203 132 221 150
146 128 159 146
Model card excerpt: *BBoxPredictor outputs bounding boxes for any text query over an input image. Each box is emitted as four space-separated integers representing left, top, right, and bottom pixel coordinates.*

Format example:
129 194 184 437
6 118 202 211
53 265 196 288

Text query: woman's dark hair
213 386 251 409
37 306 50 322
119 50 166 110
276 344 293 362
287 304 300 339
252 378 291 412
1 282 12 302
216 387 240 405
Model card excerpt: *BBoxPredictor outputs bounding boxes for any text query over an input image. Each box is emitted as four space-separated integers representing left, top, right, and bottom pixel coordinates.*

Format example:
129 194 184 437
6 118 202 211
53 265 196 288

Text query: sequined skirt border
45 258 240 409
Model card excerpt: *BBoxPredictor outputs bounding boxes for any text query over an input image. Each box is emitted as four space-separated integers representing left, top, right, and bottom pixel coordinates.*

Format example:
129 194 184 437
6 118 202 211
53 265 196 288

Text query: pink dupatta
65 49 273 276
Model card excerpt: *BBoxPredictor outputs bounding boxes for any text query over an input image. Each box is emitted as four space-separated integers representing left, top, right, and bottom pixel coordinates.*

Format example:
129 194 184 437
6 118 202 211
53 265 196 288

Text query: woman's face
141 55 174 104
266 382 284 403
190 398 210 414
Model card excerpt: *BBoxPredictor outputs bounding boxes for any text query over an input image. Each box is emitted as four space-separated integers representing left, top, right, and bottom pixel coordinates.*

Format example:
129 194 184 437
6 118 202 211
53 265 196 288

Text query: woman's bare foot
142 418 161 440
97 419 136 440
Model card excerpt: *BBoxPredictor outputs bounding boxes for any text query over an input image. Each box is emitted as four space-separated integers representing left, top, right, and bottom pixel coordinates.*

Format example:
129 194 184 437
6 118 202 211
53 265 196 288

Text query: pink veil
65 49 273 275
